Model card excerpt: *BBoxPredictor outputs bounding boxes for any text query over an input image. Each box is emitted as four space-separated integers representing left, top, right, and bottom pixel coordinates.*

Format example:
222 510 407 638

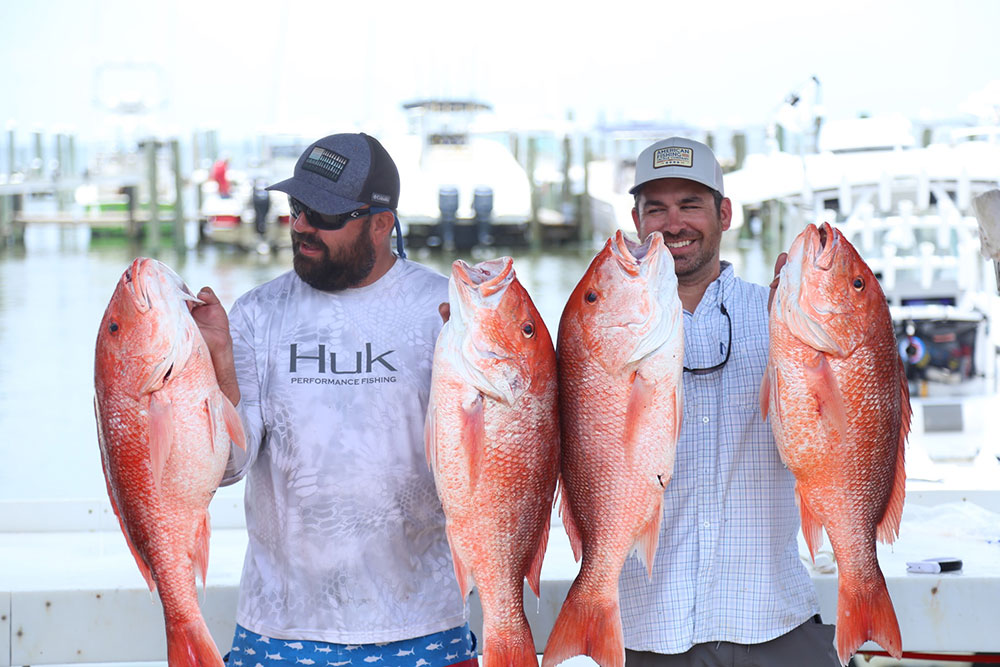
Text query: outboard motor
472 186 494 246
438 185 459 250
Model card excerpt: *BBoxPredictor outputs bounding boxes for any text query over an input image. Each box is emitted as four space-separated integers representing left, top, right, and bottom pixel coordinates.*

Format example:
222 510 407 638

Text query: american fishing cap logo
653 146 694 169
302 147 349 182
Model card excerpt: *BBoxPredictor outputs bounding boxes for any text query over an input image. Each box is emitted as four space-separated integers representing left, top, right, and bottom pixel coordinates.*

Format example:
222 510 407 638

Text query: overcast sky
2 0 999 145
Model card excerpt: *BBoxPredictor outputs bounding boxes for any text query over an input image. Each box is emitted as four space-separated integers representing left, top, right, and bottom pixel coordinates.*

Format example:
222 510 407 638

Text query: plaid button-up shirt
619 262 819 653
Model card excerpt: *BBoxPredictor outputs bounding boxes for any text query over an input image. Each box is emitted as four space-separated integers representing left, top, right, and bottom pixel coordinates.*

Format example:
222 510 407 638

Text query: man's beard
291 220 376 291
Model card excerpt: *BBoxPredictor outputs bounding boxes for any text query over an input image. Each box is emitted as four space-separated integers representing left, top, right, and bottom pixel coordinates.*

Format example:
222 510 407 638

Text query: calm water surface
0 224 772 502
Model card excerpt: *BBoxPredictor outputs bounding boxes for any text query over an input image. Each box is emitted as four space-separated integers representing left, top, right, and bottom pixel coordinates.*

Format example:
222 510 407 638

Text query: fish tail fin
482 624 538 667
165 617 224 667
835 576 901 665
878 363 910 545
796 489 825 562
541 583 623 667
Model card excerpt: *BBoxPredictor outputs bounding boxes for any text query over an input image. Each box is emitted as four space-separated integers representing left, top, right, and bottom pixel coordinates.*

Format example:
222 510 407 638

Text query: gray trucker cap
629 136 724 197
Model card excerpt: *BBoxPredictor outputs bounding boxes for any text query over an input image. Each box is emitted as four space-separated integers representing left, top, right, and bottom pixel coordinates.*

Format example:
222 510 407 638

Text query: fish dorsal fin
148 392 174 493
877 358 910 544
96 396 156 592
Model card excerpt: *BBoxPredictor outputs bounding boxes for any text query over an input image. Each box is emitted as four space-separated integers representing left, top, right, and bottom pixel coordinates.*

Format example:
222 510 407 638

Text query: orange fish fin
759 360 772 420
624 370 653 466
165 616 224 667
148 392 174 493
805 353 848 441
797 488 825 562
835 576 901 663
633 498 664 579
95 399 156 592
462 392 486 489
557 479 583 562
193 512 212 592
483 627 538 667
221 393 247 452
447 535 474 601
525 509 550 599
541 584 623 667
424 398 437 471
877 361 910 545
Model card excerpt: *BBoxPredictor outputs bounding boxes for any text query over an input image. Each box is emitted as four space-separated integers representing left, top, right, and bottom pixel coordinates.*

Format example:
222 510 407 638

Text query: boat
381 100 535 250
725 109 1000 461
197 134 307 253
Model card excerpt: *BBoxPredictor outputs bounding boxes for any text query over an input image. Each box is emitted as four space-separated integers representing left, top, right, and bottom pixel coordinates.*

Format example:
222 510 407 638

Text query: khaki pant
624 617 843 667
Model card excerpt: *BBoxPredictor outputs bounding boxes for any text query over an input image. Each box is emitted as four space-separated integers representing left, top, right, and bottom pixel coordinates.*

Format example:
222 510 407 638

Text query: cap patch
303 147 349 182
371 192 391 204
653 146 694 169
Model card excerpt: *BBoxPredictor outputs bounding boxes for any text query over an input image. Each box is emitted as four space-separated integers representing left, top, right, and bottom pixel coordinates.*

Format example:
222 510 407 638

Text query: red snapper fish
543 231 683 667
761 222 910 665
426 256 560 667
94 257 246 666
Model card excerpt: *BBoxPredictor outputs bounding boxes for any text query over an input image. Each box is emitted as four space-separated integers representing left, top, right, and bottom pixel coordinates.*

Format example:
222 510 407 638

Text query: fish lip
452 256 514 298
811 222 838 272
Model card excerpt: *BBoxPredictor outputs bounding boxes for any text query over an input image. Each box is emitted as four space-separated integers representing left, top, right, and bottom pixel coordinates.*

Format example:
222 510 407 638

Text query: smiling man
619 137 841 667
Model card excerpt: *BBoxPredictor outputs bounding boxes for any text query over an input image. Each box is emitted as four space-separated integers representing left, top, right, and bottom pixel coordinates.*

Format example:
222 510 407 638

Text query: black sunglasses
289 196 370 231
683 302 731 375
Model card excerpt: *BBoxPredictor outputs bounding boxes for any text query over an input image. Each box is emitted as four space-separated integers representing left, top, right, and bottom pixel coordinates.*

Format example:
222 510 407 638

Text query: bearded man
191 133 475 667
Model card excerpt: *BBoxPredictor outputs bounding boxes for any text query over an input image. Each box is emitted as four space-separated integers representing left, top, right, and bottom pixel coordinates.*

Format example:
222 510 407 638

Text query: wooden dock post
170 139 185 250
731 132 747 171
528 136 541 252
5 123 14 176
31 129 43 178
143 139 160 250
579 136 592 244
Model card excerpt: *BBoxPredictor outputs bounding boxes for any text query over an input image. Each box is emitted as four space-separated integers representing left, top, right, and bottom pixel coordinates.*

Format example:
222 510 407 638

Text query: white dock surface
2 485 1000 665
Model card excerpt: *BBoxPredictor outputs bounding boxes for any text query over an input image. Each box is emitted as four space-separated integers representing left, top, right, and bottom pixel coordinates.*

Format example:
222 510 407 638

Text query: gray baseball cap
629 136 724 197
267 132 399 215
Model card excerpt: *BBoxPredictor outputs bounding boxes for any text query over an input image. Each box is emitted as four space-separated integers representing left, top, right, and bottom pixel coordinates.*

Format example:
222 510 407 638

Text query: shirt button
703 521 711 528
702 416 710 424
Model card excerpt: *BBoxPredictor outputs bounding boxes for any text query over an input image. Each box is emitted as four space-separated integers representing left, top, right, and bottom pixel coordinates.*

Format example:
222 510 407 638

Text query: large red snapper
543 231 683 667
761 222 910 665
94 257 245 667
425 256 560 667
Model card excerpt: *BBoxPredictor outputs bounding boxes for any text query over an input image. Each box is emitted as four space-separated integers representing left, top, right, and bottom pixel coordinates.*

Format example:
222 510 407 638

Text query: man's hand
768 252 787 314
190 286 240 405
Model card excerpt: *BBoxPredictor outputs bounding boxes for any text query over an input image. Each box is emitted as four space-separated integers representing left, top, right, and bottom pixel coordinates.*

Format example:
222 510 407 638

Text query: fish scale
762 222 910 666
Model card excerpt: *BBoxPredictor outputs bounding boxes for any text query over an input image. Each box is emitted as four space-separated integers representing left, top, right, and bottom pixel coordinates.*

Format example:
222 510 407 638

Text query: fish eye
852 277 865 291
521 322 535 338
109 321 119 333
585 290 598 303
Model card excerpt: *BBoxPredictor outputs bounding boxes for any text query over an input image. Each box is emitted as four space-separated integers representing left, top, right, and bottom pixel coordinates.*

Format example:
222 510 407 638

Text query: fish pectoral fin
461 392 486 490
148 392 174 493
624 369 655 467
423 401 437 471
220 393 247 452
805 353 848 441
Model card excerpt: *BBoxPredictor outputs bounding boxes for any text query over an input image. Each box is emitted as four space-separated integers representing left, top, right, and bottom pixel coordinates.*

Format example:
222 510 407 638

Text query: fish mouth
610 230 670 279
452 256 514 298
811 222 839 271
